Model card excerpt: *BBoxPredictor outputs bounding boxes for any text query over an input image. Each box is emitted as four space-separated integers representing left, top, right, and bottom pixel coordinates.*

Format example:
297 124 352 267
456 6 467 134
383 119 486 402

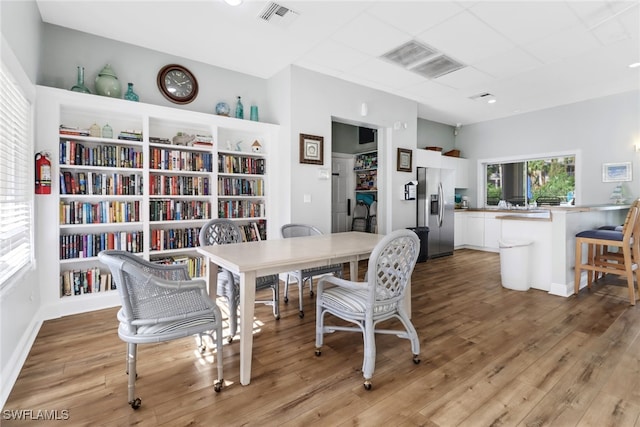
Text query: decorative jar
215 102 230 116
250 105 259 121
95 64 122 98
102 123 113 139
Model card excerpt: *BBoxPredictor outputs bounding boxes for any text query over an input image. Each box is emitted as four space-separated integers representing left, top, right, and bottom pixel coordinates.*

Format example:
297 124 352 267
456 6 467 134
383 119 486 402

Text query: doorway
331 121 380 234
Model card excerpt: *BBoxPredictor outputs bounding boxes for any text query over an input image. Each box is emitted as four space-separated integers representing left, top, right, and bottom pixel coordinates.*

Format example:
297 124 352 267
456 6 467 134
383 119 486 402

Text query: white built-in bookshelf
36 86 281 319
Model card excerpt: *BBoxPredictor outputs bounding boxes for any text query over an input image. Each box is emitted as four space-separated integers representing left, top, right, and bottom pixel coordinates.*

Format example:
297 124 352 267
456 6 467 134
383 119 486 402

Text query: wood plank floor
4 249 640 426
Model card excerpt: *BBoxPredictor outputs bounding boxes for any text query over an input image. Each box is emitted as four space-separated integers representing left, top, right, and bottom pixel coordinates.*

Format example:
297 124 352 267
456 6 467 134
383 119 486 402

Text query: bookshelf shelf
36 86 281 318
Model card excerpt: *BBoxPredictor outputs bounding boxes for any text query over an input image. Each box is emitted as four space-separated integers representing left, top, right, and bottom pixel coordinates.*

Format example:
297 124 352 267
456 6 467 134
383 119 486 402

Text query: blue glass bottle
124 83 139 102
235 96 244 119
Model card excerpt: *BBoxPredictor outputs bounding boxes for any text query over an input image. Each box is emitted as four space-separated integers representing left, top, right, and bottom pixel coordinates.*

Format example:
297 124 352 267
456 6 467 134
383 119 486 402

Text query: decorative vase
123 83 139 102
89 123 101 137
250 105 259 121
102 123 113 139
70 66 91 94
235 96 244 119
215 102 230 116
95 64 122 98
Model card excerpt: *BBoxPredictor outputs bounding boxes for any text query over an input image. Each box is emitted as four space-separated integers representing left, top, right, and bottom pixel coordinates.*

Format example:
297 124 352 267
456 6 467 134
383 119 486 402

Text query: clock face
157 64 198 104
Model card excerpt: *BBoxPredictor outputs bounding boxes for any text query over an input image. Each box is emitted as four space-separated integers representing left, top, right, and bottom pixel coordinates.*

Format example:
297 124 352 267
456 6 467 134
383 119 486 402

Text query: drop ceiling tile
472 47 542 79
566 1 613 28
591 18 632 44
469 1 581 45
523 25 601 64
367 2 464 36
347 58 427 89
296 40 370 74
434 66 495 90
330 12 412 57
416 11 514 65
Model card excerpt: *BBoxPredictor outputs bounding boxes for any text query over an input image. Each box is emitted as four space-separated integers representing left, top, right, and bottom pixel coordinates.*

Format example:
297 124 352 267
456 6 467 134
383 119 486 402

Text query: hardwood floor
4 249 640 426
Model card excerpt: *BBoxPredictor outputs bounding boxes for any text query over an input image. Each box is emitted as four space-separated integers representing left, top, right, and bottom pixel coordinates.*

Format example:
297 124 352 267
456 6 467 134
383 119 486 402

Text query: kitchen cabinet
440 156 470 189
465 212 485 248
454 211 465 248
483 212 501 251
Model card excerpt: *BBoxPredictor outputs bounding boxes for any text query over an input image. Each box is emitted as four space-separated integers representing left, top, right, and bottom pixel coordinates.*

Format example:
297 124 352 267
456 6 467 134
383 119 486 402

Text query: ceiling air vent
382 40 438 68
411 55 464 79
470 93 496 102
258 2 299 27
381 40 465 79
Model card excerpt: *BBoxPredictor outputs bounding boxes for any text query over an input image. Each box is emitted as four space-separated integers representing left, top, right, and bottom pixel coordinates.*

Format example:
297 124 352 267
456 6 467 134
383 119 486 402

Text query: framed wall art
602 162 632 182
397 148 412 172
299 133 323 165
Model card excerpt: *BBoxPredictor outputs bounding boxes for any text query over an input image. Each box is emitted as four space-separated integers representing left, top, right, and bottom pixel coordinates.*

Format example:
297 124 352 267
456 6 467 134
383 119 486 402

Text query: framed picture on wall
299 133 323 165
602 162 632 182
397 148 412 172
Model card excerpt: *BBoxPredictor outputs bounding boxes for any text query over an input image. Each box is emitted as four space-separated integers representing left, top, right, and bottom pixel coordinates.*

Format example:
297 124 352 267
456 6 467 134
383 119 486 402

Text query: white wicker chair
280 224 344 318
98 250 224 409
315 229 421 390
199 219 280 342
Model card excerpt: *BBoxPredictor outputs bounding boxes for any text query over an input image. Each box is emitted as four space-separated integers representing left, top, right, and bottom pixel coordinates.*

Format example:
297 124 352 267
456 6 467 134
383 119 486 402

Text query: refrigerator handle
438 182 444 227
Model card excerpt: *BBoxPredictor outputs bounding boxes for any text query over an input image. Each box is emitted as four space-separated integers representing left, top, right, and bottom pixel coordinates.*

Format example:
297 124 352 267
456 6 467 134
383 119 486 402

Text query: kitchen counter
455 204 630 296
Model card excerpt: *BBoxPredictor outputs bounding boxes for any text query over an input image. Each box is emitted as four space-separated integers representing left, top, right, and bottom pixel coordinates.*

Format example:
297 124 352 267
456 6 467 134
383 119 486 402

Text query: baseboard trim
1 311 43 408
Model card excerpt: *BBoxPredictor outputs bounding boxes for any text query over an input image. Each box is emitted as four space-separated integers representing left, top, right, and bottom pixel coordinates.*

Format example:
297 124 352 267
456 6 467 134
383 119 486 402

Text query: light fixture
487 99 497 104
629 62 640 68
223 0 242 6
360 102 368 117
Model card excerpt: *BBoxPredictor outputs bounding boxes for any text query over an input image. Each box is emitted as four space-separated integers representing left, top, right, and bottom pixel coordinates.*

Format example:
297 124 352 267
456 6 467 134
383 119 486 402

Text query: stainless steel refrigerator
417 167 454 259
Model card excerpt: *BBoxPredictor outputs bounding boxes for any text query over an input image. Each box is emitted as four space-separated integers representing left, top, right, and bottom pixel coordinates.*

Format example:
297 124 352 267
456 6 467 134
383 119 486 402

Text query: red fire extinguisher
35 151 52 194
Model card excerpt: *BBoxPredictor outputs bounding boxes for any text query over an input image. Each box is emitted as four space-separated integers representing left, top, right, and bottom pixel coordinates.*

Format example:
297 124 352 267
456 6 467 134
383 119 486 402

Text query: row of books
60 268 115 297
218 177 264 197
149 227 201 251
118 130 142 141
218 154 265 175
149 200 211 222
59 125 90 137
151 255 207 278
59 171 143 196
60 231 144 260
60 140 143 168
238 221 266 242
149 175 210 196
218 200 265 219
60 200 141 225
149 147 213 172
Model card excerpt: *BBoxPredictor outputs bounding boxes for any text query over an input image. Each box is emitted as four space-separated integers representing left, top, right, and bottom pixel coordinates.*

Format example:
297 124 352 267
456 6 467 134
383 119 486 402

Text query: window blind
0 65 34 289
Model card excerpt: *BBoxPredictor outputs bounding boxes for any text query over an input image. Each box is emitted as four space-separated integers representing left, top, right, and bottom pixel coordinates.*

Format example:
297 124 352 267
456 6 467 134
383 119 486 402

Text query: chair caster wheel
284 296 289 303
214 380 223 392
363 381 372 390
130 397 141 409
299 311 304 318
275 314 281 320
413 354 421 364
315 348 321 357
227 336 234 344
199 345 206 354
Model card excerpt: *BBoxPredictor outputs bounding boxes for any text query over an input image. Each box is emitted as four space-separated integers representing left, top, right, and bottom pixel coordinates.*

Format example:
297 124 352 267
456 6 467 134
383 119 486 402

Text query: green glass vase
124 83 139 102
70 66 91 94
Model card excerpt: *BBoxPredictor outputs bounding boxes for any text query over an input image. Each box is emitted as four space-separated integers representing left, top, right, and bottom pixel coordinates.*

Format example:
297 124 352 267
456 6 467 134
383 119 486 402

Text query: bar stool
574 204 640 305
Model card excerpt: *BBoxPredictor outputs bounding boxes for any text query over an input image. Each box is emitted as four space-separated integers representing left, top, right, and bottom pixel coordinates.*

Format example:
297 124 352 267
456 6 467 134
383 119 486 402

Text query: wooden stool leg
587 243 594 289
574 238 583 295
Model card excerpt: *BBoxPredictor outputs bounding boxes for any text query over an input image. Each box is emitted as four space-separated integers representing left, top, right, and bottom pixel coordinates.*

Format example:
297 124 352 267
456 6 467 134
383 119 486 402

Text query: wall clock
157 64 199 104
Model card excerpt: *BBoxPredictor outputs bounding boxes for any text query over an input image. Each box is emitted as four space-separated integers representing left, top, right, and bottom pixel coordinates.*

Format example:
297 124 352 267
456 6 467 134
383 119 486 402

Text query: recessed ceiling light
488 99 497 104
224 0 242 6
629 62 640 68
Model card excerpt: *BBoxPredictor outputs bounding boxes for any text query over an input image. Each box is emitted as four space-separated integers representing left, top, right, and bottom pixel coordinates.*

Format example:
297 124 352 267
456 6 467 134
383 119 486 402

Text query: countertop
455 204 630 220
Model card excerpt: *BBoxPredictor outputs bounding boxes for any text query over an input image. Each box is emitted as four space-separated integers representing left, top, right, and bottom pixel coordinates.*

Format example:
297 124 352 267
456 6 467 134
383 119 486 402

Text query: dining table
196 230 388 385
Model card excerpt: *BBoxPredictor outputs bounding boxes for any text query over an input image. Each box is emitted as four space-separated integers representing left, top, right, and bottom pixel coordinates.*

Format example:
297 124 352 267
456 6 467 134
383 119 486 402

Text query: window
0 65 34 290
485 155 575 207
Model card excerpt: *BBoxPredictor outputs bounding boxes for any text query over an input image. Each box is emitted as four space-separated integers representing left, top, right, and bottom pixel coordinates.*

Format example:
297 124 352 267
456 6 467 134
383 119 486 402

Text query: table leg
239 270 256 386
207 261 219 301
349 260 358 281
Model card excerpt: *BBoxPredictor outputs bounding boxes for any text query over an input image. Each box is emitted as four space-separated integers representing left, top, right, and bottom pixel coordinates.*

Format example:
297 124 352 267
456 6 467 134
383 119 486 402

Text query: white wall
0 0 42 406
38 24 272 124
455 90 640 207
288 66 418 234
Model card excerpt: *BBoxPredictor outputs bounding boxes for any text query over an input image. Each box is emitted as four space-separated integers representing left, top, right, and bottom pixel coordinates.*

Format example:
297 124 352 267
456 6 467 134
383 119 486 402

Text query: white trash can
498 239 532 291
